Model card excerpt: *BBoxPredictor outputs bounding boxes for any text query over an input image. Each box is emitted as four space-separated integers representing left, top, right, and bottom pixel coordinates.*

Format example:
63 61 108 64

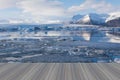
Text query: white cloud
17 0 66 23
68 0 120 13
0 0 66 24
0 0 20 9
19 0 65 17
9 19 24 24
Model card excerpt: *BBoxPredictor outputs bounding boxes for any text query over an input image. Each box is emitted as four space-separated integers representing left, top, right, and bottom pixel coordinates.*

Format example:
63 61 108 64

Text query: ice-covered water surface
0 38 120 63
0 24 120 63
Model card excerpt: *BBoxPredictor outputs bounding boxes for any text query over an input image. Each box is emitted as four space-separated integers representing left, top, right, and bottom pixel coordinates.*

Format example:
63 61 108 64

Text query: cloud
17 0 67 23
0 0 66 24
0 0 20 9
68 0 120 13
0 0 120 24
9 19 24 24
0 17 61 24
19 0 65 17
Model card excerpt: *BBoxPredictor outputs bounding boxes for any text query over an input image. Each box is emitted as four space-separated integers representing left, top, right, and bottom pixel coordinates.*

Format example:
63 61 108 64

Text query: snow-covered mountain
76 13 107 25
71 12 120 27
106 12 120 27
106 12 120 22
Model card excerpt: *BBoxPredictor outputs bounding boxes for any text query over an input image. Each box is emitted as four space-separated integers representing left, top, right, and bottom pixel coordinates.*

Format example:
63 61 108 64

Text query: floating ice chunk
114 58 120 63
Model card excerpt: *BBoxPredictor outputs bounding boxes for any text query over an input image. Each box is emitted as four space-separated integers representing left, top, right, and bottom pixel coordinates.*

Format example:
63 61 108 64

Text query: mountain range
70 12 120 27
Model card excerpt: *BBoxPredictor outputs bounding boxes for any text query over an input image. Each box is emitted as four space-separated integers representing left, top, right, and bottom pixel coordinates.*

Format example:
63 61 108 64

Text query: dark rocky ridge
107 18 120 27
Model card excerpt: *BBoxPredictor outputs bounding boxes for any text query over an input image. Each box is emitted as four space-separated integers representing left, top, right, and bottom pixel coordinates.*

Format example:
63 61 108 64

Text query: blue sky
0 0 120 24
61 0 120 8
104 0 120 5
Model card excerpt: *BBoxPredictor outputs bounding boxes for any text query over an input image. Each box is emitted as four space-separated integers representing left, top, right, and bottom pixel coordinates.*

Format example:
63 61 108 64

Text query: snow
82 15 91 23
72 13 109 24
106 12 120 22
72 12 120 24
114 58 120 63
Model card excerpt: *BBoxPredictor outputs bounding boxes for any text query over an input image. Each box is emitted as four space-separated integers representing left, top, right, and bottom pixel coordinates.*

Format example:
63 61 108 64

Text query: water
0 24 120 63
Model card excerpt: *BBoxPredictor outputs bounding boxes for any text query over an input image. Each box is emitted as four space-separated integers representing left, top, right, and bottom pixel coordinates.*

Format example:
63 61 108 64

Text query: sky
0 0 120 24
